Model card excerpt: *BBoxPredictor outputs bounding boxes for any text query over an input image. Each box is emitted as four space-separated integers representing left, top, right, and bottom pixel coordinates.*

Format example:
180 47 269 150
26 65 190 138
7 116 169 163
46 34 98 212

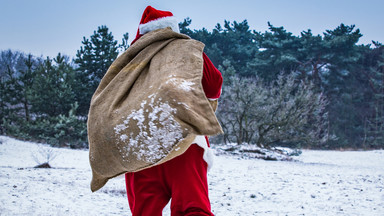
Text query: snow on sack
87 28 222 192
166 74 195 92
114 94 183 163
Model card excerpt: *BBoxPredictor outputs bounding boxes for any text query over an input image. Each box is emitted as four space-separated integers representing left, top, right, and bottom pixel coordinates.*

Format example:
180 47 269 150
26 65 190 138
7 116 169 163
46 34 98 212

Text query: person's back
124 6 223 216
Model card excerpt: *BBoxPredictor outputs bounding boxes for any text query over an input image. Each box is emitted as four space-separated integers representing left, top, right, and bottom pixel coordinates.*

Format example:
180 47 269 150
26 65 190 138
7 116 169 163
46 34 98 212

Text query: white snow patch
178 80 194 92
114 94 183 163
165 78 195 92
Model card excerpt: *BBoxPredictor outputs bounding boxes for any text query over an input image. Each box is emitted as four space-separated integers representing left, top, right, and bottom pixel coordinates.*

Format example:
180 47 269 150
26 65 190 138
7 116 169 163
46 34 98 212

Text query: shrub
215 73 333 148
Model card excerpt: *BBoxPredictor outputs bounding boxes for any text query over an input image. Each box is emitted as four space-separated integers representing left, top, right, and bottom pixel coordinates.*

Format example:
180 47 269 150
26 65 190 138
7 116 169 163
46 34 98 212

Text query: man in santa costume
87 4 223 216
124 6 223 216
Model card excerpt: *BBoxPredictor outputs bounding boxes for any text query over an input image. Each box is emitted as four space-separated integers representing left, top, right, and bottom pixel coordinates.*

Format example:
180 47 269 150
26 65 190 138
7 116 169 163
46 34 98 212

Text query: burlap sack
88 28 223 192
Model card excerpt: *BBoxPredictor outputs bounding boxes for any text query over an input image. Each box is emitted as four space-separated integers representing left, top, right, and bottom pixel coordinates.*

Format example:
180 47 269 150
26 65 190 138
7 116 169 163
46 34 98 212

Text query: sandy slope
0 136 383 215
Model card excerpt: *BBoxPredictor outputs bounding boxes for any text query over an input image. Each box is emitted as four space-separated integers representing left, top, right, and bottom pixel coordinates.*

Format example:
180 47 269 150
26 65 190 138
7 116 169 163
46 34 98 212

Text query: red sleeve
202 52 223 99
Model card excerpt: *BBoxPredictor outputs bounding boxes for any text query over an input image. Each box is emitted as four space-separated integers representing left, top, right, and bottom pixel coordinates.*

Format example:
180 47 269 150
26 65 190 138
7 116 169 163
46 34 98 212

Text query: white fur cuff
192 135 215 171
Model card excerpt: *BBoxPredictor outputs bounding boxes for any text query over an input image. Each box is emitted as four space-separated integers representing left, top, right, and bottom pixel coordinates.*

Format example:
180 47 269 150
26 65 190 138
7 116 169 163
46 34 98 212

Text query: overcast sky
1 0 383 58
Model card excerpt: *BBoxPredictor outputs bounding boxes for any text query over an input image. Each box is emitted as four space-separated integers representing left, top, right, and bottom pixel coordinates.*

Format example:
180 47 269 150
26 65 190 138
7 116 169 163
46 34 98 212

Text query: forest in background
0 19 383 149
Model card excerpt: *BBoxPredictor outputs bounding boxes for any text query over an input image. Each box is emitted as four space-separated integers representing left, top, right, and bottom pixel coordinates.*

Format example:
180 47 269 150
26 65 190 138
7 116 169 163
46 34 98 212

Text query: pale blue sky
1 0 383 58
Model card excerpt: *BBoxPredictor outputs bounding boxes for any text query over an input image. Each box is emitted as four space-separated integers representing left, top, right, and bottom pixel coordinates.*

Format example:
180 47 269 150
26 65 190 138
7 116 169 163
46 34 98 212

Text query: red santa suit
125 6 223 216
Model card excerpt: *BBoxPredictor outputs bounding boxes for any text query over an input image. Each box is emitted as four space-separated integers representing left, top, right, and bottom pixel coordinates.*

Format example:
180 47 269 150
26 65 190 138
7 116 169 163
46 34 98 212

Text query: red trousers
125 144 214 216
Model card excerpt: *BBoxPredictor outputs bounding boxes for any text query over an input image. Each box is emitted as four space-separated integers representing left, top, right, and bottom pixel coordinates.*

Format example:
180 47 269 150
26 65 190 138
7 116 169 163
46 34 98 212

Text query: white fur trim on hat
139 16 180 35
192 135 215 171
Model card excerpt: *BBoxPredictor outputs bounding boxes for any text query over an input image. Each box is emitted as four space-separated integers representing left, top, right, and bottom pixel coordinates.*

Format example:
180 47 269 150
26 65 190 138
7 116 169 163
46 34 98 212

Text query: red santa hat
131 6 180 45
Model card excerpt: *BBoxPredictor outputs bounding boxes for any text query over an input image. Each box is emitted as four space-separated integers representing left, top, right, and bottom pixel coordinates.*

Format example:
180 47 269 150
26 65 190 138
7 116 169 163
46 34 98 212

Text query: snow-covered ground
0 136 383 216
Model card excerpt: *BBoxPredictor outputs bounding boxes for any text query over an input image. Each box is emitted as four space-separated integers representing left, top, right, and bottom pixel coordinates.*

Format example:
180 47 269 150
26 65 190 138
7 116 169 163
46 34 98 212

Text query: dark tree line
179 19 383 149
0 26 128 147
0 20 383 149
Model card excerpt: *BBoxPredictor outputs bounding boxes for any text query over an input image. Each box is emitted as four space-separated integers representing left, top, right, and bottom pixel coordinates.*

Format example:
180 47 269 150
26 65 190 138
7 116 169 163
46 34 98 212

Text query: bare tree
217 73 332 148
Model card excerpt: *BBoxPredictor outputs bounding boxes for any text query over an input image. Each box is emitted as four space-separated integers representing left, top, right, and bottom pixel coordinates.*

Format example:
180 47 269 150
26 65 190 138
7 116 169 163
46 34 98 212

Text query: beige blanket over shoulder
88 28 223 192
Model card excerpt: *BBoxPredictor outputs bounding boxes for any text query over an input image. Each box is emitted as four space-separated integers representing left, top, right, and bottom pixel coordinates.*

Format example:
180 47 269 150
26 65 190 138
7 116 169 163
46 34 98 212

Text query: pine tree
0 50 29 79
30 53 75 117
0 52 37 121
249 22 302 81
180 19 257 77
0 51 40 136
358 42 384 148
74 25 128 115
17 54 35 122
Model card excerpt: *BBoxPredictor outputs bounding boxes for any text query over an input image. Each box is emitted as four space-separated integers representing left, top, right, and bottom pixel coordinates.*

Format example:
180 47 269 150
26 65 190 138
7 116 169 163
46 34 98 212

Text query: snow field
0 136 383 215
